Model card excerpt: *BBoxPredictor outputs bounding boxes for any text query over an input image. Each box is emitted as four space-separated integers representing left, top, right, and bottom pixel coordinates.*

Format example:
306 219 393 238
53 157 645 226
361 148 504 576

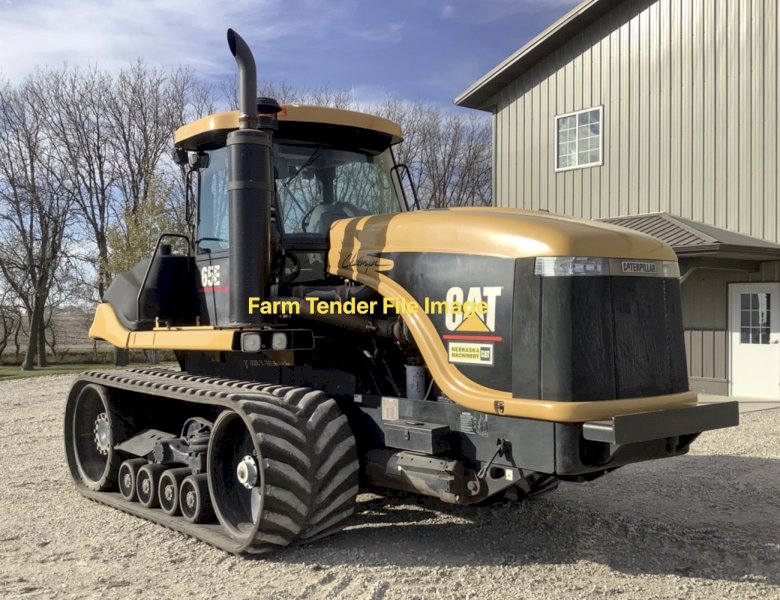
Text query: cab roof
174 104 403 150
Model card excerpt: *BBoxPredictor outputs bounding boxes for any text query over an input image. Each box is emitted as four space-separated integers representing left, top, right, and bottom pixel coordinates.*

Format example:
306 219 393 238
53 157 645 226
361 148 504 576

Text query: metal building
456 0 780 398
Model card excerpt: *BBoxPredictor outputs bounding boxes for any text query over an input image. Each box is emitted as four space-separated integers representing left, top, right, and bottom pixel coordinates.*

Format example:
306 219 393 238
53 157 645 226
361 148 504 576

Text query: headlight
240 332 262 352
534 256 607 276
661 261 680 278
534 257 680 278
271 332 288 351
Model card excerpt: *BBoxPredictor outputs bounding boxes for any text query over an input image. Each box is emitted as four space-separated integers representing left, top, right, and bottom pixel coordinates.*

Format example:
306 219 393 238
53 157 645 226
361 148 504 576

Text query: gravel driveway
0 374 777 599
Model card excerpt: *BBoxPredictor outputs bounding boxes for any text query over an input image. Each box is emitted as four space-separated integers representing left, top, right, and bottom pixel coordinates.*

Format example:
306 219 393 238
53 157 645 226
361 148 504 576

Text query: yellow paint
88 303 131 348
328 260 696 421
90 301 695 421
175 104 403 149
328 210 688 420
456 313 491 332
328 207 677 261
89 200 689 422
89 303 236 352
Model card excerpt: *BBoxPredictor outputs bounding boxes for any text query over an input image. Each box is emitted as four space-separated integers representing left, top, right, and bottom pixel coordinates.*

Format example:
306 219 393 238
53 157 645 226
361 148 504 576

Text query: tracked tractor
64 30 739 554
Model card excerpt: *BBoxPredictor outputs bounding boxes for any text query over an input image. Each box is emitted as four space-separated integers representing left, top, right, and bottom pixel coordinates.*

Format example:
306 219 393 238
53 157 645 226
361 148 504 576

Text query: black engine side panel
378 252 688 402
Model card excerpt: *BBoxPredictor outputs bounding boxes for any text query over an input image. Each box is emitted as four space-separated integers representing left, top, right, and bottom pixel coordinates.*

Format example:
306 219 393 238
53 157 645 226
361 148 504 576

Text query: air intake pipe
226 29 274 325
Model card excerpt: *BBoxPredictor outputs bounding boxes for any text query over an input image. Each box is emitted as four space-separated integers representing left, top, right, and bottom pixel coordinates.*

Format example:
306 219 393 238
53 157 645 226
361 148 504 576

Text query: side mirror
189 152 210 170
173 147 188 166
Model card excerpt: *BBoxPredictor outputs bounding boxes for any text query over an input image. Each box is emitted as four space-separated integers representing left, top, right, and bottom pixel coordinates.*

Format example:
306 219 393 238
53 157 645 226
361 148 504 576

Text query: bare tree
40 63 215 304
42 66 117 300
0 288 22 360
0 77 74 369
220 80 492 208
370 99 491 208
220 79 354 110
107 62 211 217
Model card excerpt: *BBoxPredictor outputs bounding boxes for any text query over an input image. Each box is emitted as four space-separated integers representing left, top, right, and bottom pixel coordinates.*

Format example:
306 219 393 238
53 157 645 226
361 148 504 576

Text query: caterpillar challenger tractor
64 30 739 554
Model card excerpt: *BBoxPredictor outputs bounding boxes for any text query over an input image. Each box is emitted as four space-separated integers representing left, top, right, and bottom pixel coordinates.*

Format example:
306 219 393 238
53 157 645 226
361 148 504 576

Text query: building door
729 283 780 398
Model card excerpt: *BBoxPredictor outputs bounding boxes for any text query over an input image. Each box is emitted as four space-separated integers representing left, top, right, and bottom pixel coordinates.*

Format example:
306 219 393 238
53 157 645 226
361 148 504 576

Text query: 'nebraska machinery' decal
443 286 502 366
378 252 515 391
447 342 494 366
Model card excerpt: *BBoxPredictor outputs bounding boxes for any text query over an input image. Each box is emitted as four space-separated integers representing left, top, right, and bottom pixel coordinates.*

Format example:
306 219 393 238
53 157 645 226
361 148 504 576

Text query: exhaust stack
225 28 273 326
227 29 258 129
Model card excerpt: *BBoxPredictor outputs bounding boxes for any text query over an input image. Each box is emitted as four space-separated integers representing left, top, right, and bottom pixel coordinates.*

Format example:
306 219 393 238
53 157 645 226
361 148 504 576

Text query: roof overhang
455 0 621 111
674 245 780 262
600 212 780 265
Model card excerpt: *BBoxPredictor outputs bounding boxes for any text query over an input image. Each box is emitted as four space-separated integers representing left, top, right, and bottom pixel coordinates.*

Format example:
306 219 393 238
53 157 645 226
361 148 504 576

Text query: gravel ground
0 375 778 599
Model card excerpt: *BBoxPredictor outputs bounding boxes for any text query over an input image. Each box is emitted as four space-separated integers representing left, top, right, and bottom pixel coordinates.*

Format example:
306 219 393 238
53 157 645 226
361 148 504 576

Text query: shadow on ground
268 455 779 586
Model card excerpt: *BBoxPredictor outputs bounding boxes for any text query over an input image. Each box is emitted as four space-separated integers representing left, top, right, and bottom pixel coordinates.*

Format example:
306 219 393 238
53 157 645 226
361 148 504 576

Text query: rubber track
67 368 358 555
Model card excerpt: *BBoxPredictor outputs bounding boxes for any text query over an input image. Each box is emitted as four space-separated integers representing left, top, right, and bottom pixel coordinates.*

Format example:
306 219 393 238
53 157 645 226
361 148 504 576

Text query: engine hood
328 207 676 262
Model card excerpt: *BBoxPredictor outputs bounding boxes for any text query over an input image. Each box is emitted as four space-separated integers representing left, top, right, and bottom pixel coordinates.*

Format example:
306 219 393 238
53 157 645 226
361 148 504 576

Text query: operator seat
307 202 370 234
307 204 349 234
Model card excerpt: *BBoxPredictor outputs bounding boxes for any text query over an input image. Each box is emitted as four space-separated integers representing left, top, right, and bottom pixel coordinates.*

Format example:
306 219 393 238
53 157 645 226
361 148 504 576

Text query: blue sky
0 0 578 109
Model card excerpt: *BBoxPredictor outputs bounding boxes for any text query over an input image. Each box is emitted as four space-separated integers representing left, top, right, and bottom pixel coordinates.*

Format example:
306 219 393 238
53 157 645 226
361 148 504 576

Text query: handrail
391 162 421 211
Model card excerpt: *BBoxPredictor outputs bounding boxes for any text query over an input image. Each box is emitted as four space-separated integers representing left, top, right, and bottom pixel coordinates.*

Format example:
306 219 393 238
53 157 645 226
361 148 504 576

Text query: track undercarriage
65 368 359 554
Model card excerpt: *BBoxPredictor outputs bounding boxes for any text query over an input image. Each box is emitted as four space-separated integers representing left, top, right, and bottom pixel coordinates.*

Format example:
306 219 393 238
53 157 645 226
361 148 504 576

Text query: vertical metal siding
683 261 780 384
493 0 780 243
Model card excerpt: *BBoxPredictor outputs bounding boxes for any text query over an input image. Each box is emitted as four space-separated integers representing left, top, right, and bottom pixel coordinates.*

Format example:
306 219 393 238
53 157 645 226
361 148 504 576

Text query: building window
740 292 771 344
555 107 603 171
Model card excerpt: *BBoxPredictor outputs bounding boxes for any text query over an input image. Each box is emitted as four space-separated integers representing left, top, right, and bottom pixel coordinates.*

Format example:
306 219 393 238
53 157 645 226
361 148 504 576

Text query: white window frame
554 106 604 172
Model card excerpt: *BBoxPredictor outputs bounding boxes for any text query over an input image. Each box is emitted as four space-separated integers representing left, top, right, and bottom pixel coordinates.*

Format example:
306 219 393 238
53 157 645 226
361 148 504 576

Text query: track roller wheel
180 474 214 523
158 468 190 515
136 464 167 508
118 458 147 501
64 383 128 491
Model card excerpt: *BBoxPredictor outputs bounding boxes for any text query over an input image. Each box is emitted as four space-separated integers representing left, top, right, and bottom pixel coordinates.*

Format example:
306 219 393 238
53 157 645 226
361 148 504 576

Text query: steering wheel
334 202 370 217
300 205 318 232
281 252 301 282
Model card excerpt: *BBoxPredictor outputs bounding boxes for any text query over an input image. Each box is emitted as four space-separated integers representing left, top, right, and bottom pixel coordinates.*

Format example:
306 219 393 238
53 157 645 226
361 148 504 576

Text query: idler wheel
65 383 127 491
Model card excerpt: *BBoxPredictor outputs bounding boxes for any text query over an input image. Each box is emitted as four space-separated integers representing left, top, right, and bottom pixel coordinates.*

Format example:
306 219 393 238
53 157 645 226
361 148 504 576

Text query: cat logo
444 286 502 332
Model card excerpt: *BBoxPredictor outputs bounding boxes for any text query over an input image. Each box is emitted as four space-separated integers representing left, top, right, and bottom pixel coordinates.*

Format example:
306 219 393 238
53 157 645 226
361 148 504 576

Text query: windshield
197 143 404 253
275 143 403 234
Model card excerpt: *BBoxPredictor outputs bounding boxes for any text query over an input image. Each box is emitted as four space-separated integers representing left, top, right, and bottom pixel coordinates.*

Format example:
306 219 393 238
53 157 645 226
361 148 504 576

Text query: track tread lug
67 368 359 554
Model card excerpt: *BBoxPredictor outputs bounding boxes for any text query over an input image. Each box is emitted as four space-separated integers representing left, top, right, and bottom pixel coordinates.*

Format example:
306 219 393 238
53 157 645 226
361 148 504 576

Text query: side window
197 147 229 253
334 159 395 214
555 107 603 171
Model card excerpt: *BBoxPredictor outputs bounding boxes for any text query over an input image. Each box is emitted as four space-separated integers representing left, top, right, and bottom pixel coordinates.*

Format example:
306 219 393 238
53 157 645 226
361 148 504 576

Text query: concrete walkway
699 393 780 414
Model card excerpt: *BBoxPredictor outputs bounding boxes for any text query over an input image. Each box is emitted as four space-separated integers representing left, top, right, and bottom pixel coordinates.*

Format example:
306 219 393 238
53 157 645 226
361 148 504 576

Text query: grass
0 363 113 381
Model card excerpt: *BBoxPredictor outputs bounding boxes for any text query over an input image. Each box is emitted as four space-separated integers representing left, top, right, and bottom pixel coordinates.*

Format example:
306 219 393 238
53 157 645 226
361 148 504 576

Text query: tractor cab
174 105 409 323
